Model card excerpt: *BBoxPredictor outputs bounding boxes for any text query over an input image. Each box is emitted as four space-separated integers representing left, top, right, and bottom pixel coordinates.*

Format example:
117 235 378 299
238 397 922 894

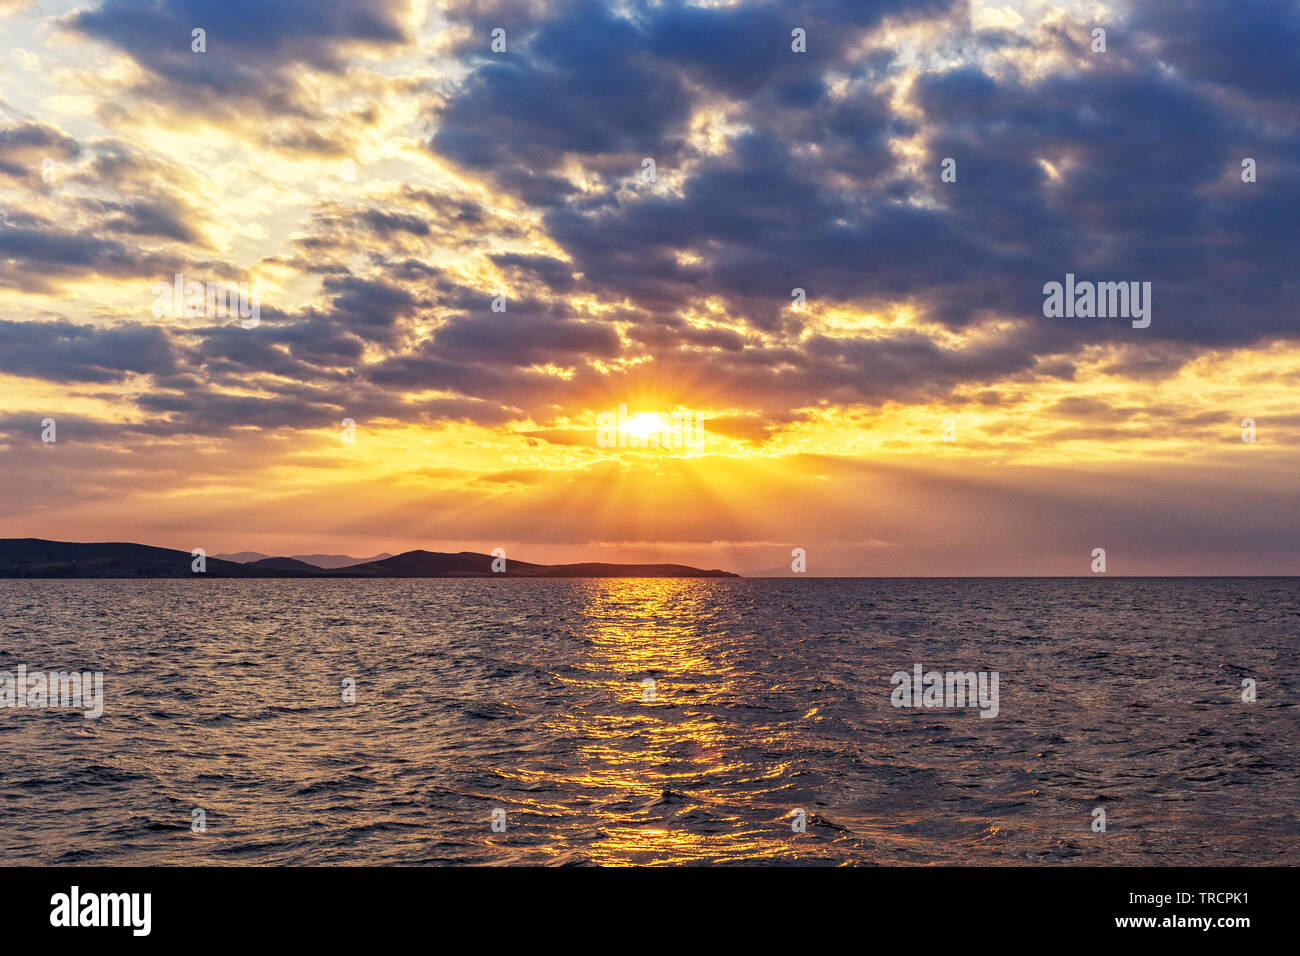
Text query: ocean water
0 578 1296 866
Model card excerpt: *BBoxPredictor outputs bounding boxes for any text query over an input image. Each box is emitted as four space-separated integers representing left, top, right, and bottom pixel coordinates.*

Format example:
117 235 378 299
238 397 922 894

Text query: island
0 539 740 578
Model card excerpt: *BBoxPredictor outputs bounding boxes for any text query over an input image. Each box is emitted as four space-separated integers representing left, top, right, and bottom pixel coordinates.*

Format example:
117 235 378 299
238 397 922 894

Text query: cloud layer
1 0 1296 572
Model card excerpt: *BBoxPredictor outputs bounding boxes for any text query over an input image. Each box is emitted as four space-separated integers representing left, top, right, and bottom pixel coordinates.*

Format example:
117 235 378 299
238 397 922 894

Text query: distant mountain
0 538 268 578
215 551 392 568
0 539 738 578
335 550 738 578
215 551 270 564
245 556 323 571
291 552 392 569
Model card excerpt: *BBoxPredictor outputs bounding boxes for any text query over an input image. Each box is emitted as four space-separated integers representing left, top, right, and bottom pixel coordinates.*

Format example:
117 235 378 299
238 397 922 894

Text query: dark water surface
1 578 1296 865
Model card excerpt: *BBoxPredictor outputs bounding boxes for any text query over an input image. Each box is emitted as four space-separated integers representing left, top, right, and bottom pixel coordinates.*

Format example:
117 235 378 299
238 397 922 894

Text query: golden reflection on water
501 578 790 864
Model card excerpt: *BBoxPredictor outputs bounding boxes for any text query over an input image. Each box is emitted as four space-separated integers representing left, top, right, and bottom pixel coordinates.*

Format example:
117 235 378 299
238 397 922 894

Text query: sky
0 0 1296 575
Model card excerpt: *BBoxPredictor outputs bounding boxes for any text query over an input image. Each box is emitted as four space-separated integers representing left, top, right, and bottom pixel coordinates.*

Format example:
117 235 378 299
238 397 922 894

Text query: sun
624 412 664 441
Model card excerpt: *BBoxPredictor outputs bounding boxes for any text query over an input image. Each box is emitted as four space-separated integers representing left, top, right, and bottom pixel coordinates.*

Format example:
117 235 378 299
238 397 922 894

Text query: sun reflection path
493 578 871 864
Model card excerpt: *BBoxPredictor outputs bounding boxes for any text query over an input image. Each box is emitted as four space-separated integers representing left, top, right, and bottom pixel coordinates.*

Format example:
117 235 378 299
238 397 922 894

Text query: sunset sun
623 412 665 442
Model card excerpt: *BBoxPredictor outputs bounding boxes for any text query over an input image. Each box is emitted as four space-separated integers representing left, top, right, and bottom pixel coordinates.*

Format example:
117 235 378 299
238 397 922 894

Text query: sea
1 578 1296 865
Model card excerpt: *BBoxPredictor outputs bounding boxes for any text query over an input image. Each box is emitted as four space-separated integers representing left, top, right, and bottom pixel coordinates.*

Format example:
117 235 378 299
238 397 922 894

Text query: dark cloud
432 1 695 203
0 320 178 382
415 0 1300 418
317 274 423 347
640 0 947 98
490 253 576 291
0 121 81 179
64 0 417 125
71 197 205 244
1132 0 1300 106
0 215 181 291
433 306 621 364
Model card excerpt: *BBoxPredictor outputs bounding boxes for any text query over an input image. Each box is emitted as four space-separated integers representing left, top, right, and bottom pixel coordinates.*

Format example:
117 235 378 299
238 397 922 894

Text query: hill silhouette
0 539 738 578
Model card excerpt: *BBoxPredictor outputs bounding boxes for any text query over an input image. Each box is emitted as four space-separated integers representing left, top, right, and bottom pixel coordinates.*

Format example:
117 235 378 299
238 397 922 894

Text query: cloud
0 121 81 179
61 0 420 143
1131 0 1300 106
0 216 180 292
0 319 177 382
